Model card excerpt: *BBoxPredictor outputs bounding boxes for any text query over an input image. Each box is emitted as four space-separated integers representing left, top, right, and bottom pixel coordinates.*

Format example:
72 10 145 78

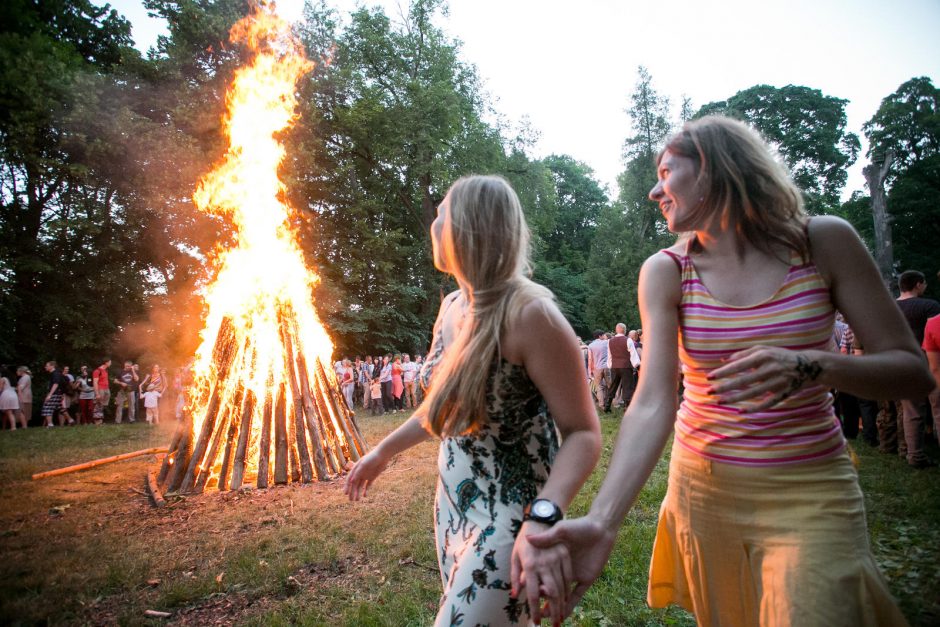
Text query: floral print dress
420 309 559 626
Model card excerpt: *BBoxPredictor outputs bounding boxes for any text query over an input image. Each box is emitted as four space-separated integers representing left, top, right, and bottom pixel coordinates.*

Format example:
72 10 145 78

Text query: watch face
532 500 554 518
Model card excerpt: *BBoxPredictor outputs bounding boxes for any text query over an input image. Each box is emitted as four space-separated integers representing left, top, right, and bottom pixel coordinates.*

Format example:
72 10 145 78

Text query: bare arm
583 254 680 528
710 217 933 405
344 291 461 502
509 298 602 512
344 415 432 502
526 252 682 611
505 297 602 624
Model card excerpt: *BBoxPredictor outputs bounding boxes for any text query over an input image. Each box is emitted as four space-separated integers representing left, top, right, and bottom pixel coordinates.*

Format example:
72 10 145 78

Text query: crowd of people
333 353 424 415
0 359 183 429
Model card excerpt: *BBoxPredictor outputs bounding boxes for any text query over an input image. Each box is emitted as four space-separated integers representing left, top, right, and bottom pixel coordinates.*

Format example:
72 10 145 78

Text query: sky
100 0 940 199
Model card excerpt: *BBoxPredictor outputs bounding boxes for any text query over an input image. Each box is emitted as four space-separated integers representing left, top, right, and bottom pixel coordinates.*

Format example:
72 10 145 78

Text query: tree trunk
863 151 895 292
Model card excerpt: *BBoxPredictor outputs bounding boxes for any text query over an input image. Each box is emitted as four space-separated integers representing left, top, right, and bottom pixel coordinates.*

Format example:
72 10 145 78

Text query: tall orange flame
184 4 345 484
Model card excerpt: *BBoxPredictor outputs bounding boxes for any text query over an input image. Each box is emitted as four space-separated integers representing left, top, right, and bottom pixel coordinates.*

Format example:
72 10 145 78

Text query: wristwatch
523 499 563 526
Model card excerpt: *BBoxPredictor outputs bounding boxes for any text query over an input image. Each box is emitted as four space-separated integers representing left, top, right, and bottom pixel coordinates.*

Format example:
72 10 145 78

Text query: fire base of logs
154 313 368 498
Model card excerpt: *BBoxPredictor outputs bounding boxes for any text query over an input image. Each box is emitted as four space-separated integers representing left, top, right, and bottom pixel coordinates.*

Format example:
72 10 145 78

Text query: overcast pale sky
101 0 940 199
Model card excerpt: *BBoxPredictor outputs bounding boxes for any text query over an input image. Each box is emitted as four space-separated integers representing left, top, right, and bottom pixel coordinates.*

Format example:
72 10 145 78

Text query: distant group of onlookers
833 269 940 469
334 353 424 416
582 324 643 413
0 365 31 430
0 358 186 430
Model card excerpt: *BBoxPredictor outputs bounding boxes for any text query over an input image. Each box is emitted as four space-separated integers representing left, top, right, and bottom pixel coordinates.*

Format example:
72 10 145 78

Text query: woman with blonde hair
524 116 933 626
345 174 601 626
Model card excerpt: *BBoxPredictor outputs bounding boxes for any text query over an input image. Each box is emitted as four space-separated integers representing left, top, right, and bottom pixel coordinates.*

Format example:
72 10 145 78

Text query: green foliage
863 77 940 297
285 0 509 356
586 67 673 330
832 191 875 252
697 84 860 213
863 76 940 176
0 0 145 364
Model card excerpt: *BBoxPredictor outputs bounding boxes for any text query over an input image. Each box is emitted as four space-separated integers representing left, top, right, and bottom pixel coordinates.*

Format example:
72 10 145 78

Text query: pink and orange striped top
663 248 845 466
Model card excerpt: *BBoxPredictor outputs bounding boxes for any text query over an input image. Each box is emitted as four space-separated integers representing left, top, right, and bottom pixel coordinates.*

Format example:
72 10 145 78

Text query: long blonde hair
423 175 552 437
662 115 809 260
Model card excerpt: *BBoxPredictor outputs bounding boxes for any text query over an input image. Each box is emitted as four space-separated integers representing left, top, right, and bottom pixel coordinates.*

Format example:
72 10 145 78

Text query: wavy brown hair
661 115 809 261
421 175 552 437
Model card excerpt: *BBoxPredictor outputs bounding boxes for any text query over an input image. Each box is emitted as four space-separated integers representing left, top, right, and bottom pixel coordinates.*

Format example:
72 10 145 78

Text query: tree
586 66 673 330
863 77 940 298
862 77 940 179
697 84 860 213
288 0 509 356
525 155 608 337
0 0 140 364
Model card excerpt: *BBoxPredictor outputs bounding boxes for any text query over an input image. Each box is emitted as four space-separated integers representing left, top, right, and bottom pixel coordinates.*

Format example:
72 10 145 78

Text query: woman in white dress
0 367 21 430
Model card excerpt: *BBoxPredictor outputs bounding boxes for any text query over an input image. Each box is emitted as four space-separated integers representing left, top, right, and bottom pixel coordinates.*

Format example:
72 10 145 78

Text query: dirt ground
0 416 442 625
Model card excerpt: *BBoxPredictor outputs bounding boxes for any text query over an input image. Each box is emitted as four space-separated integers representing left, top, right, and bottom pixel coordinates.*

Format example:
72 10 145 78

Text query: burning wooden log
156 307 367 497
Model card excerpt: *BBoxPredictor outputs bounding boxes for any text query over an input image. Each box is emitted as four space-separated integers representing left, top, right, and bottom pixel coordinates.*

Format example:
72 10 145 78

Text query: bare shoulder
515 295 568 334
806 215 867 282
639 250 683 304
807 215 858 244
503 295 573 363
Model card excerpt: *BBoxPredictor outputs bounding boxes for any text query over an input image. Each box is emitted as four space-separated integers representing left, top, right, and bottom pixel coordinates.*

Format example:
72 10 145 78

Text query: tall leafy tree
289 0 508 356
697 84 860 213
863 77 940 297
0 0 140 364
526 155 607 337
586 66 673 330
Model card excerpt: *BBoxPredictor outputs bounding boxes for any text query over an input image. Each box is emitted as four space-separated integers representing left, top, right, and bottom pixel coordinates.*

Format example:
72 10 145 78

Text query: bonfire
156 3 367 497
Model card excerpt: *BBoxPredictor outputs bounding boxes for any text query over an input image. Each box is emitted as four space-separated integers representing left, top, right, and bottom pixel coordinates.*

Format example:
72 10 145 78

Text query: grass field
0 412 937 625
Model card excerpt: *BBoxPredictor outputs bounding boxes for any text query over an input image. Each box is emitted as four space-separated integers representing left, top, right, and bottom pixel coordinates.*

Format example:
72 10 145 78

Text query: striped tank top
663 248 845 466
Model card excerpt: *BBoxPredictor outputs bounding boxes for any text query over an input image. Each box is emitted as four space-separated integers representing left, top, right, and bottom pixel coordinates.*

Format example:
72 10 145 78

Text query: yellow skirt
648 441 908 627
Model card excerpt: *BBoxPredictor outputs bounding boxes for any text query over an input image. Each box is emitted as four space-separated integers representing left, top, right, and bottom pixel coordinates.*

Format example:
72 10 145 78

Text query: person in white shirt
401 354 418 408
141 389 162 425
587 330 610 409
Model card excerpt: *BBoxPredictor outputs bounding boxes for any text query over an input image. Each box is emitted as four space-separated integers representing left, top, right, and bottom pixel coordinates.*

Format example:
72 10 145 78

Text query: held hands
517 516 618 622
706 345 823 411
510 521 573 627
343 449 390 502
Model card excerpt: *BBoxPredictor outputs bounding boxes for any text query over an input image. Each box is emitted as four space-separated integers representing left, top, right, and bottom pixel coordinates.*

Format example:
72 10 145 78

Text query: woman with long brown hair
345 175 601 626
525 116 933 626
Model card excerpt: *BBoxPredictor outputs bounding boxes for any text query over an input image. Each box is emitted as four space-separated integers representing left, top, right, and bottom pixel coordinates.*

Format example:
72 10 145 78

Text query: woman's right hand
344 449 390 501
525 515 618 616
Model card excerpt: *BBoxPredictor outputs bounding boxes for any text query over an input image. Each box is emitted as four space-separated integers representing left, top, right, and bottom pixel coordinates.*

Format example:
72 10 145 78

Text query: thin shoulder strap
660 249 683 272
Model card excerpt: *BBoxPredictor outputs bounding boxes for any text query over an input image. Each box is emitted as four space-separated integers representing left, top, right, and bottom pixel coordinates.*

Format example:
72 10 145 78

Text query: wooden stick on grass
32 448 168 481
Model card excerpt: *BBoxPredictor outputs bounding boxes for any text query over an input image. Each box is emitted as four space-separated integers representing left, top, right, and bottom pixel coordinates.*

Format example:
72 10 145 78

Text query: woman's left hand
510 521 573 627
707 345 822 411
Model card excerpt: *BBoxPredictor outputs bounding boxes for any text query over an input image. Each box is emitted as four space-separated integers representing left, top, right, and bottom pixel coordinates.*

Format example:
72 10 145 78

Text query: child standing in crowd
142 387 162 425
76 366 97 425
369 377 383 416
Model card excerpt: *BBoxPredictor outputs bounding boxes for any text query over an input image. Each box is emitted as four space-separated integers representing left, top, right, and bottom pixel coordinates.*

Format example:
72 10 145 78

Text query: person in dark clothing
605 323 635 413
894 270 940 467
